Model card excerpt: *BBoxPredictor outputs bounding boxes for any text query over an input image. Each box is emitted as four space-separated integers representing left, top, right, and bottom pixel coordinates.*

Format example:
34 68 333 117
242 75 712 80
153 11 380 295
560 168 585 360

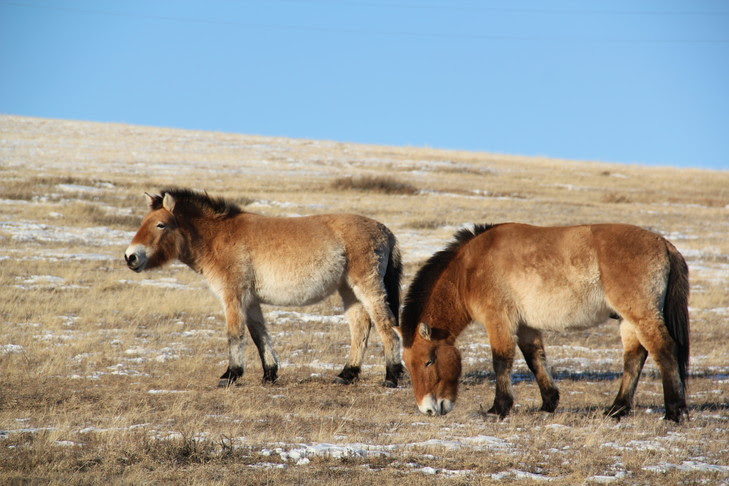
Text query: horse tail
664 240 690 386
384 237 402 327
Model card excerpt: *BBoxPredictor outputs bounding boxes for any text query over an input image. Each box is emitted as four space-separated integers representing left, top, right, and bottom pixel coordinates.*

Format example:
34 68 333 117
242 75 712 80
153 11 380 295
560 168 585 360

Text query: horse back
207 213 394 306
219 212 392 258
462 223 672 331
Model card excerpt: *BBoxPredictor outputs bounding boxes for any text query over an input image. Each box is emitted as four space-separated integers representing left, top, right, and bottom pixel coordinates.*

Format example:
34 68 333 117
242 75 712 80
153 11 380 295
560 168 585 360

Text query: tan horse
124 188 403 387
400 223 689 422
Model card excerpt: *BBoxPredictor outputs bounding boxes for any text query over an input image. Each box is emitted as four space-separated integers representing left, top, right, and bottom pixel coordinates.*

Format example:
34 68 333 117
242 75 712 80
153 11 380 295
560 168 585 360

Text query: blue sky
1 1 728 169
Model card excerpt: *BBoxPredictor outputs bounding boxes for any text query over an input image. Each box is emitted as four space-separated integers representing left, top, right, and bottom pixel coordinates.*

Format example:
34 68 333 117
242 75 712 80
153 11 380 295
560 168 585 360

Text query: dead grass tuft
406 220 450 230
330 176 418 195
602 192 632 204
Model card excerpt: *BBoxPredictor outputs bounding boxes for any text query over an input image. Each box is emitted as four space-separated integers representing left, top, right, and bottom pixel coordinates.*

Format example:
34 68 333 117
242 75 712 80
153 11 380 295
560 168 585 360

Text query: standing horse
124 188 403 388
400 223 689 422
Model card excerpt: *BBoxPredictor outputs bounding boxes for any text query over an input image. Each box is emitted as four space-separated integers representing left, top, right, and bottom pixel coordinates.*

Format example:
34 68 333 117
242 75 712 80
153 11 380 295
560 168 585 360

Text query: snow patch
491 469 556 481
410 435 509 451
79 423 150 434
276 442 393 462
0 221 133 246
119 278 193 290
14 274 87 290
267 310 346 326
54 440 84 447
586 472 631 483
57 183 105 194
643 461 729 474
1 344 24 355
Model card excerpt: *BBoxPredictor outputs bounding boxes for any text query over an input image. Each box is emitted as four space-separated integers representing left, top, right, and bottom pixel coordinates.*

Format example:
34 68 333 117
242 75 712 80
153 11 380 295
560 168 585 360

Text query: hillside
1 115 728 484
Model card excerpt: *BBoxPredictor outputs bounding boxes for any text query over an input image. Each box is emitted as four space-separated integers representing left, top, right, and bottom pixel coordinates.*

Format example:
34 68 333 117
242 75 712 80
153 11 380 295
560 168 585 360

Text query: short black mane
400 224 497 348
154 188 243 218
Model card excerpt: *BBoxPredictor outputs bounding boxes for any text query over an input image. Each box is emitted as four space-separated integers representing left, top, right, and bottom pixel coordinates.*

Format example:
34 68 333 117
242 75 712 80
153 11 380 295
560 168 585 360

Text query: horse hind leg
246 303 279 383
370 303 403 388
640 318 687 422
606 320 648 419
517 326 559 413
344 284 403 388
334 286 372 385
621 314 687 422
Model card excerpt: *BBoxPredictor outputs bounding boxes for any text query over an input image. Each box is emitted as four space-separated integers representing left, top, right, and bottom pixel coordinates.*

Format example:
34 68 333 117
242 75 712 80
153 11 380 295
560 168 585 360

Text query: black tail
384 239 402 326
664 241 690 386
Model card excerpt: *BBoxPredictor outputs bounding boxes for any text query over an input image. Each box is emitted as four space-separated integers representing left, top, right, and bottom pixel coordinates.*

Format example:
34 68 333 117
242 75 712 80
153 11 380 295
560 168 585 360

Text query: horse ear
144 192 156 208
162 193 176 214
418 322 432 341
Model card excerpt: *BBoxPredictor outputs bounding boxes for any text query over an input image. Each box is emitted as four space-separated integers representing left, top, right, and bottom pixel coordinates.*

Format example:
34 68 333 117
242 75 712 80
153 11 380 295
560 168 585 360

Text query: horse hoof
219 366 243 388
382 380 397 388
486 406 509 419
262 366 278 384
385 363 404 384
335 365 360 385
663 408 688 423
604 405 630 420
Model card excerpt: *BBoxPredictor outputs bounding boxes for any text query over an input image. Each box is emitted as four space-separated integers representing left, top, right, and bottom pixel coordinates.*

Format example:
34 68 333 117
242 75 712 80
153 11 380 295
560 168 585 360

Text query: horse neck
175 215 215 273
422 269 471 342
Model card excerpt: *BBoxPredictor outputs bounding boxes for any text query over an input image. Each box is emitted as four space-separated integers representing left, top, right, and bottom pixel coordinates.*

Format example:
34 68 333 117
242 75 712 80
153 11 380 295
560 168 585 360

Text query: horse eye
156 222 167 229
425 358 435 367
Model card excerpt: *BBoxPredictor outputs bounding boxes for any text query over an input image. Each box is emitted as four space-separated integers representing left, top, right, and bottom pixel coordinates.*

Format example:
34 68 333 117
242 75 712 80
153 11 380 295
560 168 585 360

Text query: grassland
1 114 728 485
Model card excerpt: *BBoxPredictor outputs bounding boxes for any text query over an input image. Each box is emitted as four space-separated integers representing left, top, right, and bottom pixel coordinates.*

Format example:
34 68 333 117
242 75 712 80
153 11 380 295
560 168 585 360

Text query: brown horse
124 188 403 387
400 223 689 422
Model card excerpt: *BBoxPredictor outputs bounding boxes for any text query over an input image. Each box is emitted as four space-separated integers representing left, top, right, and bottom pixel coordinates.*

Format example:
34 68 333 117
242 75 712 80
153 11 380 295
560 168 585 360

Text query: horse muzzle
417 394 454 416
124 246 147 272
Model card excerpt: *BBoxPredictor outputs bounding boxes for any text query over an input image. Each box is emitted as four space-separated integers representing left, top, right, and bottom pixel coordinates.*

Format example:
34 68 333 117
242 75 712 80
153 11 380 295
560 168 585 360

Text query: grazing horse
400 223 689 422
124 188 403 388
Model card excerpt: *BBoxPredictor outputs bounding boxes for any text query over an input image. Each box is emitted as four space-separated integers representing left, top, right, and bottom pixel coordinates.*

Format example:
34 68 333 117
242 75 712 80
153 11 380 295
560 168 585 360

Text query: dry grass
331 176 419 195
1 115 728 484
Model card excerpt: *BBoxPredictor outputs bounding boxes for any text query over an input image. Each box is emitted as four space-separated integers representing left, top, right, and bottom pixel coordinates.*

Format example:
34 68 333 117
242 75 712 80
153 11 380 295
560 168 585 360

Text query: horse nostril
126 254 136 265
426 409 434 416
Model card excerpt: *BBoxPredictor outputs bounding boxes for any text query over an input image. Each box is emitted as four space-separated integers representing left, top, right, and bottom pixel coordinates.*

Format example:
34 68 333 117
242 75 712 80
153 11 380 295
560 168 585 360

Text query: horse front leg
218 294 246 388
245 303 279 383
517 326 559 413
486 321 516 418
606 320 648 419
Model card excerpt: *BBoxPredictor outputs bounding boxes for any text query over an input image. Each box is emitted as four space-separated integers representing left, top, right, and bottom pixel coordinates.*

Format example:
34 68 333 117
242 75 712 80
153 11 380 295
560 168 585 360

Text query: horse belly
253 254 346 307
514 275 613 331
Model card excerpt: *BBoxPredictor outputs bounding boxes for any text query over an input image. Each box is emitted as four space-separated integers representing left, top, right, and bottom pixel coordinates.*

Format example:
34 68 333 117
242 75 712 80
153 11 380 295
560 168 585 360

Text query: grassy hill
1 115 728 484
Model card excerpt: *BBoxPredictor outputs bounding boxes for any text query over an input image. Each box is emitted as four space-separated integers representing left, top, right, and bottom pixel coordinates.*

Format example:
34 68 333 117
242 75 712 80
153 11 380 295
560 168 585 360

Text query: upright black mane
400 224 497 348
153 187 243 218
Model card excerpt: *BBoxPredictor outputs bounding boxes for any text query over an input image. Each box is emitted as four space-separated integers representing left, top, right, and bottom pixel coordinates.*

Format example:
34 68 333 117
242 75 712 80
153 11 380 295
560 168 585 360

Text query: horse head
402 321 462 416
125 192 183 272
